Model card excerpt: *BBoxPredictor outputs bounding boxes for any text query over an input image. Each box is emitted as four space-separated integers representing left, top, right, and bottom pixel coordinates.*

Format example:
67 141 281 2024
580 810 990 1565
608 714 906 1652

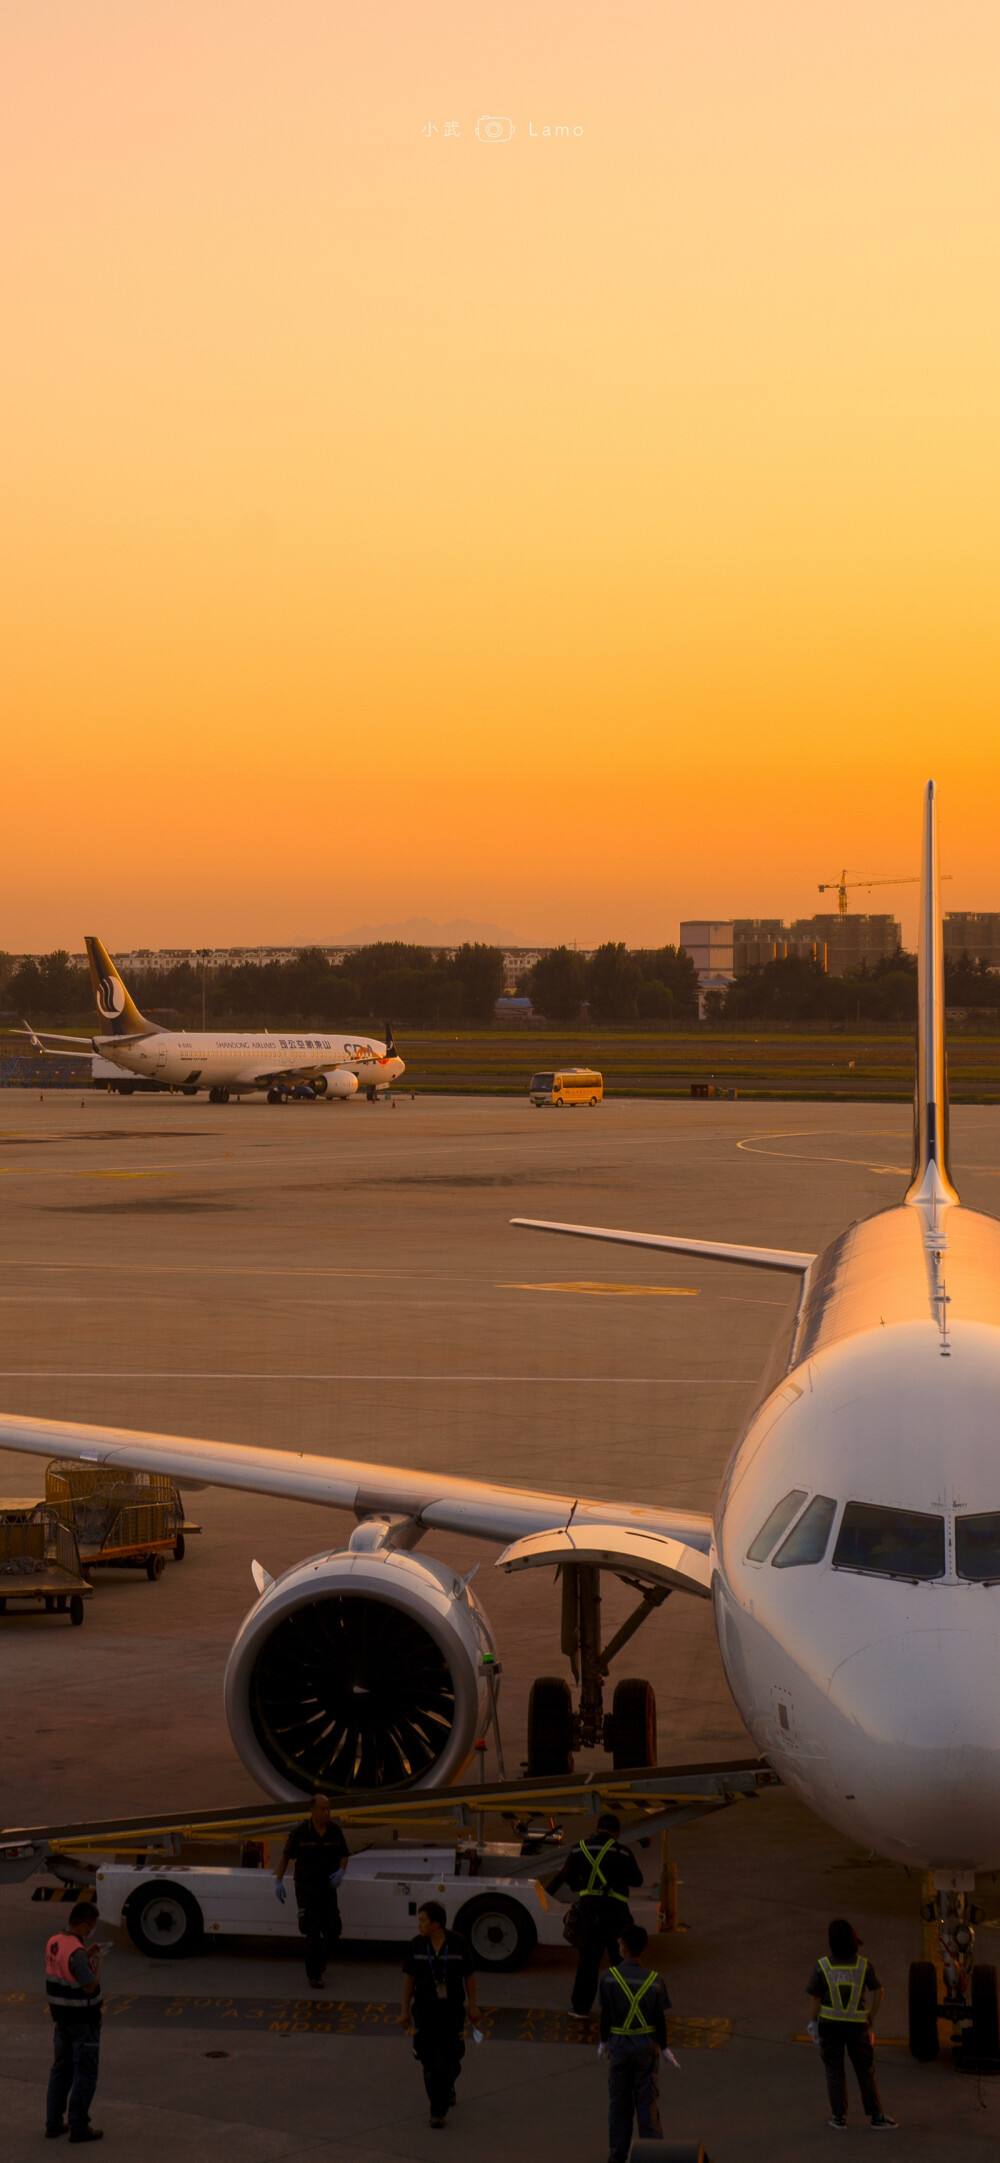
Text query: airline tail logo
85 936 153 1039
96 974 126 1021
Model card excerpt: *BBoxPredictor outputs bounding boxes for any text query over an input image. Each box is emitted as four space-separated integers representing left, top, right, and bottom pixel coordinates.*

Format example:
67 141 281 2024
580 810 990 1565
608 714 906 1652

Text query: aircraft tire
526 1676 574 1776
610 1677 657 1769
908 1960 940 2060
972 1964 1000 2055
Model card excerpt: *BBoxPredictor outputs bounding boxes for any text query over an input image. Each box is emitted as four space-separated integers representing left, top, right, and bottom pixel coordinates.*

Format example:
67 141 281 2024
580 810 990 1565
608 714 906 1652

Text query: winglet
905 781 959 1209
384 1020 398 1058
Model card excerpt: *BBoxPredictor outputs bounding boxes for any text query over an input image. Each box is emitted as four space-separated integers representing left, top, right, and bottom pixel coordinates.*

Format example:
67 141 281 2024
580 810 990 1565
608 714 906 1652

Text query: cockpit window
956 1512 1000 1582
746 1489 807 1563
833 1501 945 1580
772 1494 837 1568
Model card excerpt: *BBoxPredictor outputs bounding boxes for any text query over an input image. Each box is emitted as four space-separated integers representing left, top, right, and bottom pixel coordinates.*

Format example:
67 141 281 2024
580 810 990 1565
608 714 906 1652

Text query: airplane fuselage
97 1029 405 1096
713 1200 1000 1872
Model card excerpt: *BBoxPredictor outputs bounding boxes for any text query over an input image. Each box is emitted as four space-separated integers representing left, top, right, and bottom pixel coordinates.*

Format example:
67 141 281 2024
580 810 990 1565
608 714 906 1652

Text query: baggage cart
45 1461 200 1580
0 1502 92 1625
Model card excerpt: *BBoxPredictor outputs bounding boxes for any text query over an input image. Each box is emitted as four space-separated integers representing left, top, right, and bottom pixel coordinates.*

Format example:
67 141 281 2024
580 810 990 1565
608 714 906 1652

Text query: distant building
680 922 735 982
789 914 901 975
681 913 902 979
733 919 791 973
494 996 537 1026
944 914 1000 970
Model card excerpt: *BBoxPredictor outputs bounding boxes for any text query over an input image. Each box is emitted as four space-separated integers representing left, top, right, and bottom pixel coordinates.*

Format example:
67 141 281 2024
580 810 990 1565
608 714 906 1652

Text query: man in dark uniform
599 1923 672 2163
275 1791 349 1989
400 1900 481 2129
44 1900 105 2144
806 1917 897 2129
549 1811 644 2013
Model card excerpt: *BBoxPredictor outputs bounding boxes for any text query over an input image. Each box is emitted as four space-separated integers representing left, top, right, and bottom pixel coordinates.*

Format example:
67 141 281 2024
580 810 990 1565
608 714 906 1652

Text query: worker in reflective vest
44 1902 105 2144
598 1922 672 2163
548 1811 643 2013
806 1917 897 2130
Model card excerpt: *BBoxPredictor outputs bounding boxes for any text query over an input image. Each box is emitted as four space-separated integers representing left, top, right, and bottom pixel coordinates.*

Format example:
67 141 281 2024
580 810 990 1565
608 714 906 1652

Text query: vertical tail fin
905 782 958 1208
84 937 154 1039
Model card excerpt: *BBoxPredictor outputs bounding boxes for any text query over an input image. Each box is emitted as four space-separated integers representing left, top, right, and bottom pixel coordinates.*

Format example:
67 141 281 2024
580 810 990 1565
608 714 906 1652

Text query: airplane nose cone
829 1628 1000 1869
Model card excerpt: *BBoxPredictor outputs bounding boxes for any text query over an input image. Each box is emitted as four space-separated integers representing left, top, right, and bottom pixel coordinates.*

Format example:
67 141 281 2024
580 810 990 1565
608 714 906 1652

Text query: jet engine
326 1069 359 1098
224 1532 496 1799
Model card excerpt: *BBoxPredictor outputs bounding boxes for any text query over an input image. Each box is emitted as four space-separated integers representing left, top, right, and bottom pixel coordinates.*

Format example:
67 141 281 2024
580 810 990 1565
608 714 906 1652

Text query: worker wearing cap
598 1922 672 2163
44 1901 104 2144
806 1917 897 2130
549 1811 644 2013
275 1792 349 1989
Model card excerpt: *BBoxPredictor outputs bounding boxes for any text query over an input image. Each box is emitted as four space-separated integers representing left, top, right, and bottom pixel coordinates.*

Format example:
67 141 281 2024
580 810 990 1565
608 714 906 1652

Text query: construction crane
817 871 952 919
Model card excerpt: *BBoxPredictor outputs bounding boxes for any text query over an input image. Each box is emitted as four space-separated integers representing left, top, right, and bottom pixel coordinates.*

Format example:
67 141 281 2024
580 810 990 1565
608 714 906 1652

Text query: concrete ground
2 1091 1000 2157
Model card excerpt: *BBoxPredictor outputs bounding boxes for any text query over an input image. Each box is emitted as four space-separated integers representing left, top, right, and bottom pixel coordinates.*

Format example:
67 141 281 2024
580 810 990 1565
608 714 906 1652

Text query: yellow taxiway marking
501 1281 699 1297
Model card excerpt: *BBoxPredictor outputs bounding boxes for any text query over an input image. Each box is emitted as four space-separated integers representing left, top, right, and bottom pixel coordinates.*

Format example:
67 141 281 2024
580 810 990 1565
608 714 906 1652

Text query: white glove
597 2041 607 2060
274 1881 287 1905
329 1868 345 1888
661 2048 680 2070
806 2019 819 2045
472 2027 484 2045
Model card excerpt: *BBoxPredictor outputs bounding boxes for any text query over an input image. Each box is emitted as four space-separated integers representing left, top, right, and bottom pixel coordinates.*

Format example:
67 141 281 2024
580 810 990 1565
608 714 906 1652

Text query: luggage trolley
45 1461 201 1581
0 1501 92 1625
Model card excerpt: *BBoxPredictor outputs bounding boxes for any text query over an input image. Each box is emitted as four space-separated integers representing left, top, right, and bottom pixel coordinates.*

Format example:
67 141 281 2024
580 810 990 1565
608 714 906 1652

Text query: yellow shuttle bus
528 1067 603 1107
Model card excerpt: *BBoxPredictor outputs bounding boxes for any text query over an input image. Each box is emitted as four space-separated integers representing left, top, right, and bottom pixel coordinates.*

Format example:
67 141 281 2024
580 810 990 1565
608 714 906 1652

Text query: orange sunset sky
2 2 999 951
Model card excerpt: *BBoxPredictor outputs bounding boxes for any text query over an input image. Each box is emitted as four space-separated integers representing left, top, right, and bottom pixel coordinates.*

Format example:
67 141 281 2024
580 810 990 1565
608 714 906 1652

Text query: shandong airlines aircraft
2 787 996 1883
33 937 404 1102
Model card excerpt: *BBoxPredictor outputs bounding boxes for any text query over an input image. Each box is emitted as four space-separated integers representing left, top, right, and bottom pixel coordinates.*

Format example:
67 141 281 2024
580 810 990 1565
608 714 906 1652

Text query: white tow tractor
1 1763 773 1974
97 1840 643 1973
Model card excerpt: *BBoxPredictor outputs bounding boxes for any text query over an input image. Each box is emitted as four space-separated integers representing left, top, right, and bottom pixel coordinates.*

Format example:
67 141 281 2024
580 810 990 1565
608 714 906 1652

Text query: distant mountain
320 916 527 947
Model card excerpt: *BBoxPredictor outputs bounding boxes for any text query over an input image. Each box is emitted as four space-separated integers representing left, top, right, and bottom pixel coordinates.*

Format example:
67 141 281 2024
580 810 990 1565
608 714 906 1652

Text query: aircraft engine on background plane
325 1070 359 1098
223 1524 496 1798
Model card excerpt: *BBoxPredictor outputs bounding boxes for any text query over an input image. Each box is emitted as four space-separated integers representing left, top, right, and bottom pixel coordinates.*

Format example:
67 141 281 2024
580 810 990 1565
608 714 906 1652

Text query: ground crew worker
549 1811 644 2013
44 1901 104 2144
400 1900 481 2128
274 1791 349 1989
806 1917 897 2129
598 1923 672 2163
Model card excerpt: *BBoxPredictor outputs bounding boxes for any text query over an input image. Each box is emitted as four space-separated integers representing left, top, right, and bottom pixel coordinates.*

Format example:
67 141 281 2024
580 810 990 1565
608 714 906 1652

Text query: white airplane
28 936 405 1102
1 787 996 1897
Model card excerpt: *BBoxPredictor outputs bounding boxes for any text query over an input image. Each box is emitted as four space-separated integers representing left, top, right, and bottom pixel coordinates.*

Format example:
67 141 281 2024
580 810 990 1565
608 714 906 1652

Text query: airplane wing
0 1409 713 1561
511 1217 815 1275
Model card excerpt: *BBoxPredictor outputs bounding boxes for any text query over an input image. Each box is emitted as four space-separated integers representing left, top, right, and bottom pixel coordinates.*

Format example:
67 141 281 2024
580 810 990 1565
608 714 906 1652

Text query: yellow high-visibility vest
608 1966 658 2035
817 1955 869 2022
578 1838 628 1902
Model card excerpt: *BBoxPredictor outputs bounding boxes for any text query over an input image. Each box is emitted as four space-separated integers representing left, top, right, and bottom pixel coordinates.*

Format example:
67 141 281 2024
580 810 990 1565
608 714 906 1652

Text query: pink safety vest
45 1933 99 2013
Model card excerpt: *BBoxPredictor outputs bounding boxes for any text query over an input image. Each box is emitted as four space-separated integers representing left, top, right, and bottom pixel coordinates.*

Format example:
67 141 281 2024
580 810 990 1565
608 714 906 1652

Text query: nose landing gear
524 1563 664 1776
909 1885 1000 2070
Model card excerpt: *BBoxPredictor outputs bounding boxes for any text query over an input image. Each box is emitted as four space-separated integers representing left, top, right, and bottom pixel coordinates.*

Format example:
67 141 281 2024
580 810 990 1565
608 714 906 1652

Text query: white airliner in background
29 936 404 1102
3 786 997 1887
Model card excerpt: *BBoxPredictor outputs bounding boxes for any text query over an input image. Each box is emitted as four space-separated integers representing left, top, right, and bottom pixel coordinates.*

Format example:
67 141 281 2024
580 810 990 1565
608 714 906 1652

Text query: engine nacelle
326 1069 359 1098
224 1544 495 1799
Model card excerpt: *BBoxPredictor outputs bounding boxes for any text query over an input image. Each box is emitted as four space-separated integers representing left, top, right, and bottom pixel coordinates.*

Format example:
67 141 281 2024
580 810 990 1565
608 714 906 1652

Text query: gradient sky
3 2 999 950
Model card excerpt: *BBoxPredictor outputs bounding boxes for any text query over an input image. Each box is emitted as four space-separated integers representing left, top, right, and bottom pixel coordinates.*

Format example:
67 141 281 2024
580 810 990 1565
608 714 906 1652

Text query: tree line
3 941 996 1034
716 949 1000 1025
0 942 506 1031
521 943 700 1023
